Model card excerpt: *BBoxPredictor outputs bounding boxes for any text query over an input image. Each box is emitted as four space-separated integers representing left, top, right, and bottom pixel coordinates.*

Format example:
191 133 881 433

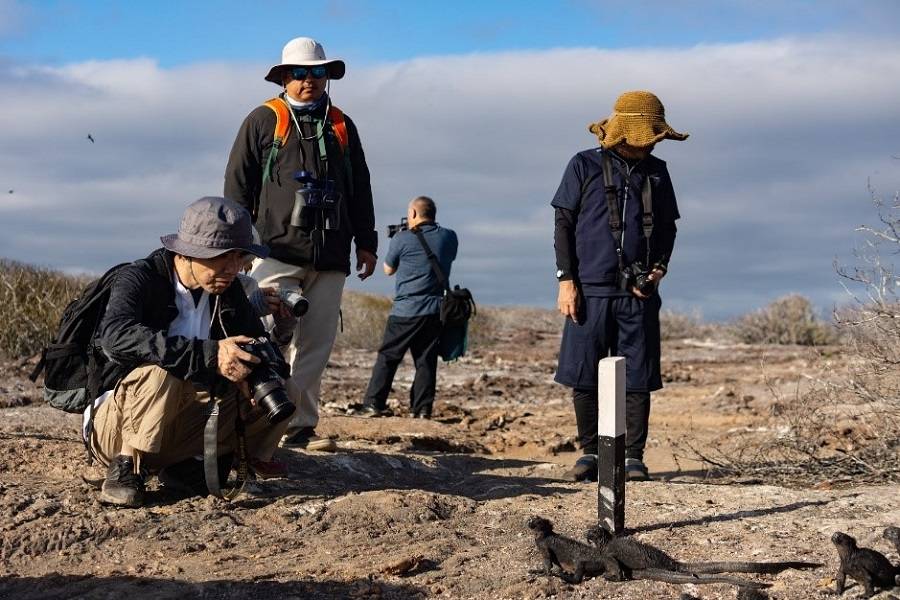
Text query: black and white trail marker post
597 356 625 535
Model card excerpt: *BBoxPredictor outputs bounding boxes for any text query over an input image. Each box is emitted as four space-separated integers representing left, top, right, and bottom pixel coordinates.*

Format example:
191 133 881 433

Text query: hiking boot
249 456 288 480
563 454 598 482
413 410 432 420
281 427 337 452
99 454 145 508
356 405 392 418
625 458 651 481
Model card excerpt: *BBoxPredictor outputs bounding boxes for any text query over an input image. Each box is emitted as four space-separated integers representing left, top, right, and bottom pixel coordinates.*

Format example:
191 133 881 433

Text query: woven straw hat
589 91 688 149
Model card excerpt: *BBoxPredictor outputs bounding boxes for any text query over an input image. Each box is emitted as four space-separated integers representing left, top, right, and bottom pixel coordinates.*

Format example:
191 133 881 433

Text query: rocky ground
1 312 899 599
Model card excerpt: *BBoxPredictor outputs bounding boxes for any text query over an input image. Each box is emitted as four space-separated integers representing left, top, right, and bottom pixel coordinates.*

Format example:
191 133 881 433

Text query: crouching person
89 196 293 507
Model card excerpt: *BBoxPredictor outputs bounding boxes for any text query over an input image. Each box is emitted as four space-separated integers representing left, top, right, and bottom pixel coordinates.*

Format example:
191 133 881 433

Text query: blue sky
4 0 897 66
1 1 900 321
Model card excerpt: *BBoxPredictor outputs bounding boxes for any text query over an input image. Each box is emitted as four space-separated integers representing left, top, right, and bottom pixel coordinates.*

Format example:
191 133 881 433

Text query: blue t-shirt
384 223 458 317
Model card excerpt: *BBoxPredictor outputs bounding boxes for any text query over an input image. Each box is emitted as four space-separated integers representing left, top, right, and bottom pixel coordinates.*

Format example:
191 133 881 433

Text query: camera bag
29 262 132 413
411 228 475 361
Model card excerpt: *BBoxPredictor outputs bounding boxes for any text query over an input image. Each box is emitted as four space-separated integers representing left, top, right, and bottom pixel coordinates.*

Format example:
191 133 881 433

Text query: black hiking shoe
563 454 598 482
99 454 145 508
625 458 651 481
158 454 233 497
356 404 392 418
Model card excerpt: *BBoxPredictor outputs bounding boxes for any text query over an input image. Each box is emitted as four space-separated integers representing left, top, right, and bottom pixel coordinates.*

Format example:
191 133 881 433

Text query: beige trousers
90 365 289 470
249 257 345 431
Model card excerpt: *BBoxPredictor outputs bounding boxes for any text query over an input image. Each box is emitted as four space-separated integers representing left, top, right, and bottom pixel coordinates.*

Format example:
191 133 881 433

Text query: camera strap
412 227 451 292
203 386 249 501
601 151 654 268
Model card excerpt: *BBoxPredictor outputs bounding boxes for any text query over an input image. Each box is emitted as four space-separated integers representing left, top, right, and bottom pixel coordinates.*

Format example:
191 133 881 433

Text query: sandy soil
1 317 899 599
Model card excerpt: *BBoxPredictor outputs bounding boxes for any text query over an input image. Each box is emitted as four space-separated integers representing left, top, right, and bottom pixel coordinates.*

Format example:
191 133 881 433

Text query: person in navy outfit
552 91 688 482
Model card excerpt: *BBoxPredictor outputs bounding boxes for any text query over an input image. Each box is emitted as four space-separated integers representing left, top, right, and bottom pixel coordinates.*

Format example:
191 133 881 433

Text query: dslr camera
290 170 341 231
619 261 657 297
386 217 408 238
238 337 295 425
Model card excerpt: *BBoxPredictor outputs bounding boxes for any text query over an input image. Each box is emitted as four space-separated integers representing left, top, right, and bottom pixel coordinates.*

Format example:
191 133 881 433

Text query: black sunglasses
291 66 328 80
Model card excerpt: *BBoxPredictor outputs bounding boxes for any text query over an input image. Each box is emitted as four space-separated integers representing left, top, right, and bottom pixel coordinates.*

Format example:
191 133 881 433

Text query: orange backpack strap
261 97 291 183
263 97 291 145
328 105 349 154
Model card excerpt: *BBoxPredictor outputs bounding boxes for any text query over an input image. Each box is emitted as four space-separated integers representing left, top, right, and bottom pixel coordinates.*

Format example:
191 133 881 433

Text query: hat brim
590 116 689 149
160 234 269 260
265 59 345 83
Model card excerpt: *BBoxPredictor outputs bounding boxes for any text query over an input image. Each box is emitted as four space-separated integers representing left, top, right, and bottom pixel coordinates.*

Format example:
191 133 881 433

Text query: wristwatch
556 269 572 281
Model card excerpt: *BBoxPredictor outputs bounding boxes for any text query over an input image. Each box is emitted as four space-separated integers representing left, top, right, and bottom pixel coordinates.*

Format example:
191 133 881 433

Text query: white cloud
1 35 899 319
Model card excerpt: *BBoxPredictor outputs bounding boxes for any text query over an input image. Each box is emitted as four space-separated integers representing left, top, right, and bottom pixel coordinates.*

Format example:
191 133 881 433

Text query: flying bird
87 134 95 143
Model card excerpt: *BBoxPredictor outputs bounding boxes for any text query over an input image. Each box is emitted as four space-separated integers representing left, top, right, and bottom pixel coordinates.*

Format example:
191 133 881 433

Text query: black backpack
29 263 131 413
440 285 475 326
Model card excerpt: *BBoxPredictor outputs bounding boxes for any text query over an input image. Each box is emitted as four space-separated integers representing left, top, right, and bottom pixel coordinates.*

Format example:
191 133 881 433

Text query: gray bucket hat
161 197 269 259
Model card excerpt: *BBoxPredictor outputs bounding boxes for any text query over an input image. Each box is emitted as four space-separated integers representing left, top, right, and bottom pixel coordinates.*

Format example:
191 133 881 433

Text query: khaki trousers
90 365 289 470
249 257 345 431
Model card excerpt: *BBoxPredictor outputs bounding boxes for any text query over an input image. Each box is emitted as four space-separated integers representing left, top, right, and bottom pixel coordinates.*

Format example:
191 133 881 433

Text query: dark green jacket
224 94 377 273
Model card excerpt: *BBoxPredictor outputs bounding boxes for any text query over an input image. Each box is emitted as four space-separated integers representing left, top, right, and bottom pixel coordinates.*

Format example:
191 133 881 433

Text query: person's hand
217 335 260 382
558 280 579 321
261 286 292 319
356 248 377 280
630 268 666 299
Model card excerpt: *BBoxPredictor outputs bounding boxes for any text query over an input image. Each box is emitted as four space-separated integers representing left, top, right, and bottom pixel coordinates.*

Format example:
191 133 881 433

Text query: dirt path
1 328 898 599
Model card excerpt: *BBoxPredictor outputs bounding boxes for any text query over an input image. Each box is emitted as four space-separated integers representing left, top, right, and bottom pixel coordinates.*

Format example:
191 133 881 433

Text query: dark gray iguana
526 516 768 588
883 526 900 558
831 531 900 598
584 524 820 578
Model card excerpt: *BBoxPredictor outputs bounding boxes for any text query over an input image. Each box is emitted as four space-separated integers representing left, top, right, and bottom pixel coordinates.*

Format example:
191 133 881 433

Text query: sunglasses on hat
291 66 328 80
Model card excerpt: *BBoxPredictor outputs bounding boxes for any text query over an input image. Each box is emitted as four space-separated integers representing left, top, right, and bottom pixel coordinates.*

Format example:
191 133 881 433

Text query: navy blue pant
555 294 662 459
364 314 442 416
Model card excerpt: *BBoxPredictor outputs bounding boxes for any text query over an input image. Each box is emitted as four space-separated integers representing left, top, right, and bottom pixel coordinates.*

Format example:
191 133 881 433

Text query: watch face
556 270 564 279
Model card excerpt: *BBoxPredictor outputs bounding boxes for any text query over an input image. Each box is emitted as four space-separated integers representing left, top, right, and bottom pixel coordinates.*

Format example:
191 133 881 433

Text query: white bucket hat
264 37 345 84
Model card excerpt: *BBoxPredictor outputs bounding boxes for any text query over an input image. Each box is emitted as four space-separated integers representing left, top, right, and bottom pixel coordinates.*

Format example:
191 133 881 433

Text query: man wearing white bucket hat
225 37 377 454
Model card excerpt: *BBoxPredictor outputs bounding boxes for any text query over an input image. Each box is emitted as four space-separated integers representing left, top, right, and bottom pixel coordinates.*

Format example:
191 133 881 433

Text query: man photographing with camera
225 37 377 452
359 196 458 419
552 91 687 482
90 197 292 507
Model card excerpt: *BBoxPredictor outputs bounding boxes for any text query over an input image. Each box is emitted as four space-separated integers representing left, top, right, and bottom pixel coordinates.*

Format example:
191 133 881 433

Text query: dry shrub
659 309 720 341
335 291 392 351
678 190 899 484
729 294 838 346
0 260 86 358
467 305 558 347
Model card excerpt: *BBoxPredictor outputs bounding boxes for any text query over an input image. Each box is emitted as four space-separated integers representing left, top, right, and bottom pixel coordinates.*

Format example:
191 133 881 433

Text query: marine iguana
831 531 900 598
584 524 820 576
526 516 767 588
883 526 900 558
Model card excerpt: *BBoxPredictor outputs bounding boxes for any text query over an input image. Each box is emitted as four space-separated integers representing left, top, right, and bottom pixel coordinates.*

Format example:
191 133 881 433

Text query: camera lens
280 289 310 317
239 339 295 425
253 379 296 424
